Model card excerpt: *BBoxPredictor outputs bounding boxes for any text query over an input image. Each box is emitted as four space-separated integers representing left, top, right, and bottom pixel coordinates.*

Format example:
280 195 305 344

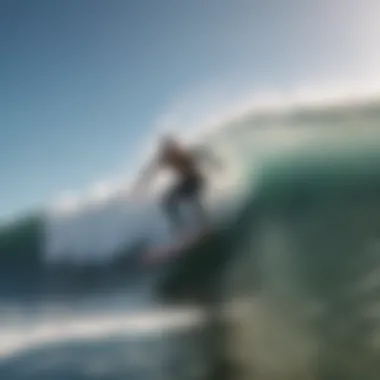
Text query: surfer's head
159 134 181 152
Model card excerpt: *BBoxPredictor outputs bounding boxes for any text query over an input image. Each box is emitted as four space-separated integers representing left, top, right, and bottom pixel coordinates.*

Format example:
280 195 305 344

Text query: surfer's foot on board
143 222 214 265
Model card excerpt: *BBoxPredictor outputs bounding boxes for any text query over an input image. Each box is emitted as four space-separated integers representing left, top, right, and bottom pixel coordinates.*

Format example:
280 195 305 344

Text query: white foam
0 306 205 360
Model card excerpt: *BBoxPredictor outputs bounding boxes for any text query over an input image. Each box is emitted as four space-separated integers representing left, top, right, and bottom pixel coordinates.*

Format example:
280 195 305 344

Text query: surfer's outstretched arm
129 161 158 196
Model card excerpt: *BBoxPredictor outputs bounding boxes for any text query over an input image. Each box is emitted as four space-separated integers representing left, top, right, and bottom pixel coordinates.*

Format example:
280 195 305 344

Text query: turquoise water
0 101 380 379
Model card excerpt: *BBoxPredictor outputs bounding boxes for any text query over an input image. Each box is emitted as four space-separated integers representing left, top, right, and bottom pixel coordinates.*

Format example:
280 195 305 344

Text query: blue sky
1 0 379 220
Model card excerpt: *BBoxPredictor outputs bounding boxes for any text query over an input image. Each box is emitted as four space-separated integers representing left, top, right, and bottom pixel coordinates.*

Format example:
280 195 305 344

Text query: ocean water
0 301 210 380
1 99 380 379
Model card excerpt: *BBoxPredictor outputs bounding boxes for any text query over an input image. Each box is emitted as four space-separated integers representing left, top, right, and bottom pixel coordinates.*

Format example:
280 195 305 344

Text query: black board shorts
170 173 204 201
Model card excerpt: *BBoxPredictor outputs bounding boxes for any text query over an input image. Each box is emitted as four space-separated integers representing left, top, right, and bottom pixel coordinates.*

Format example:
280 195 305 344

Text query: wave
44 97 380 262
219 143 380 380
0 212 148 299
1 98 380 299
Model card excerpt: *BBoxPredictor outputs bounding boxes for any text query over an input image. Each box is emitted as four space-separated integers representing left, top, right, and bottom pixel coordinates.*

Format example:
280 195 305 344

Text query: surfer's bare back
130 135 223 237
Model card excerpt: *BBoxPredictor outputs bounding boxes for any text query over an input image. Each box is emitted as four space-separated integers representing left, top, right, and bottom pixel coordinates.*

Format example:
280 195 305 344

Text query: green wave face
221 137 380 380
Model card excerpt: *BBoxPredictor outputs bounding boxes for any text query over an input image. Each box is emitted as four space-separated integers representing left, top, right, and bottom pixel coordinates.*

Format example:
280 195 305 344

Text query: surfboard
144 229 211 265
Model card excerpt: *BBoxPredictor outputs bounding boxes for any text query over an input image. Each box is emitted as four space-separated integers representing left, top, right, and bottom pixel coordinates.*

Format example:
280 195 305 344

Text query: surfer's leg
182 175 208 230
163 175 206 234
162 185 184 234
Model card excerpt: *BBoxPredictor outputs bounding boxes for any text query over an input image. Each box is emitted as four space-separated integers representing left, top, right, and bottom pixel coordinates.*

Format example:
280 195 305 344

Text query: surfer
130 135 222 238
